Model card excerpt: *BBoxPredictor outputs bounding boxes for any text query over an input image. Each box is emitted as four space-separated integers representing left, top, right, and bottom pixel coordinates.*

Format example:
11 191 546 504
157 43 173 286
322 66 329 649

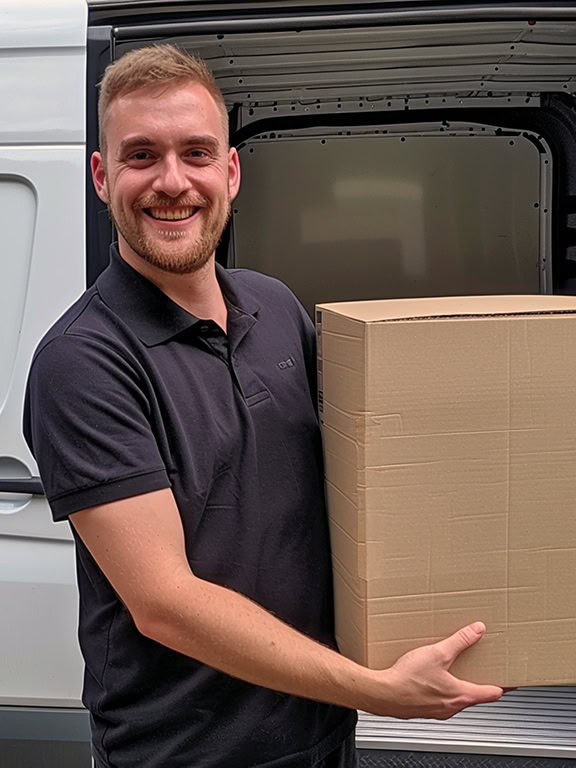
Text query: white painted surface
0 0 87 144
0 538 82 706
0 0 87 708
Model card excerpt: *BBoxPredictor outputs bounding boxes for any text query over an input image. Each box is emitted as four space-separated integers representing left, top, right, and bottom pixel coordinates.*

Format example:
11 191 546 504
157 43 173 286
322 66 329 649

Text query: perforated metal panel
117 20 576 109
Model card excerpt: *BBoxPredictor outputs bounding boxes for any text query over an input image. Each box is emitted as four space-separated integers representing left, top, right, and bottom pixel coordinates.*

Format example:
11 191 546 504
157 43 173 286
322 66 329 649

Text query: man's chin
135 239 215 275
154 256 213 276
114 212 225 275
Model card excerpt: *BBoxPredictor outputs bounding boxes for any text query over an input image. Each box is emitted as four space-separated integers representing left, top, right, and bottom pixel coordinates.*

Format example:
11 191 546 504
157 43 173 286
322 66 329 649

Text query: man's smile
143 206 200 222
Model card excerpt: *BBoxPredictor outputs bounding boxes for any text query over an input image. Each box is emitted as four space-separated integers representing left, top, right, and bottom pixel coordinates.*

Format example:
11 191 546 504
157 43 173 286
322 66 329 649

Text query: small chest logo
277 356 295 370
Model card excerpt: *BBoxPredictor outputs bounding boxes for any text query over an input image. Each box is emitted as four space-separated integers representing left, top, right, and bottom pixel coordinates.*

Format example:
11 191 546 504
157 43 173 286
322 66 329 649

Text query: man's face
91 82 240 275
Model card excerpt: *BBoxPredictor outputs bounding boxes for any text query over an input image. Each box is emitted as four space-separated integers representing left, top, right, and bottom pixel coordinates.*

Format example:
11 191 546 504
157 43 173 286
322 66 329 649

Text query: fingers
462 682 504 706
434 622 486 665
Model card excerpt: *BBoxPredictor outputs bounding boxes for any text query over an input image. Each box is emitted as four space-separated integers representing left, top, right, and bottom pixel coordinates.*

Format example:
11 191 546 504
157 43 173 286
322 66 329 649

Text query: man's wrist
329 656 393 714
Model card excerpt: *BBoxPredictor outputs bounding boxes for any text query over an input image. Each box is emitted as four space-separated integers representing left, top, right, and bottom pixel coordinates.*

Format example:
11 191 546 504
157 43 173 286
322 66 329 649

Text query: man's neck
119 246 228 332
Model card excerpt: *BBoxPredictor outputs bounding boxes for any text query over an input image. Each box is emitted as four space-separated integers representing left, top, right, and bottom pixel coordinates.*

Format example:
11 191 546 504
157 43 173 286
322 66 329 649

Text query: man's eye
188 150 207 158
131 151 151 161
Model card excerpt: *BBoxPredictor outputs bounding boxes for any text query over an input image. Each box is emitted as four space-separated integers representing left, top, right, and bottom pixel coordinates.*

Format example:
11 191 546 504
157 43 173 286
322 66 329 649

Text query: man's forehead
111 81 216 113
105 83 225 144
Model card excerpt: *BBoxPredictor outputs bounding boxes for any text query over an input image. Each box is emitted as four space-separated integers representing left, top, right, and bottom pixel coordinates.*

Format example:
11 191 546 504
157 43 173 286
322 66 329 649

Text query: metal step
357 688 576 760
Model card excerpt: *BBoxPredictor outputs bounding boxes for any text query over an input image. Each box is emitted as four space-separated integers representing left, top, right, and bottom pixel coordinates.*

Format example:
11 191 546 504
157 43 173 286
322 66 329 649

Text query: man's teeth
147 207 196 221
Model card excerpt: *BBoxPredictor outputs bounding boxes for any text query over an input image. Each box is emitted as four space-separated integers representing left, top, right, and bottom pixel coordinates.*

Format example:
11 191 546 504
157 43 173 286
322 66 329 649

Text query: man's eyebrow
116 135 221 157
182 135 220 151
117 136 154 157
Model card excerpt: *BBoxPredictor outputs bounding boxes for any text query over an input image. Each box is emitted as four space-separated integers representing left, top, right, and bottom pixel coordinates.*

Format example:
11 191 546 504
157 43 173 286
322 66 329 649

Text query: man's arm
71 488 503 720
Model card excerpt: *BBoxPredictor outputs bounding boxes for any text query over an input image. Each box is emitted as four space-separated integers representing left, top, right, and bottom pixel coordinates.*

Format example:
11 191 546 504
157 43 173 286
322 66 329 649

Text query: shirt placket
199 311 269 405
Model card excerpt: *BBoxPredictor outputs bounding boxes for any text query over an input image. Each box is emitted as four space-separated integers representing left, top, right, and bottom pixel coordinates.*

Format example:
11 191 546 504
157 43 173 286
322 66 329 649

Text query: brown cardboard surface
319 293 576 322
317 296 576 686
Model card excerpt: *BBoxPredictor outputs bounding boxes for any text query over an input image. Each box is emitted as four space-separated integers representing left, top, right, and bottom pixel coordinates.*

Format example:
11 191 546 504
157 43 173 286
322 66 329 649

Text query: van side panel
0 0 88 715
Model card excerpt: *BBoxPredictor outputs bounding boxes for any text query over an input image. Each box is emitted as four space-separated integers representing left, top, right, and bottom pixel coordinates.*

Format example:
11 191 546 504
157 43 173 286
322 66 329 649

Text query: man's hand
360 622 504 719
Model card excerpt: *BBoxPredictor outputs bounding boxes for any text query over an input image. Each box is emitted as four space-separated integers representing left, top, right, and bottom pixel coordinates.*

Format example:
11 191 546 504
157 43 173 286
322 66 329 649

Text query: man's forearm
136 569 377 712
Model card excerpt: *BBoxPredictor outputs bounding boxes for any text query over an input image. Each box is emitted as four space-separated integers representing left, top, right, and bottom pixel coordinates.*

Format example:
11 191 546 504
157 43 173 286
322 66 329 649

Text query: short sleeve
23 333 170 521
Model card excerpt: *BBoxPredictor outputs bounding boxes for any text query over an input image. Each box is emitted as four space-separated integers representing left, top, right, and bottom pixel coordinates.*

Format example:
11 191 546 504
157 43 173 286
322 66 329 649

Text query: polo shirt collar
96 245 260 347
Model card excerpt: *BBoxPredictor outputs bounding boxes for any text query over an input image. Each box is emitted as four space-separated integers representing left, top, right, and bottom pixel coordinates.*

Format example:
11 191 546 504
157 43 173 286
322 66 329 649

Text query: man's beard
109 193 231 275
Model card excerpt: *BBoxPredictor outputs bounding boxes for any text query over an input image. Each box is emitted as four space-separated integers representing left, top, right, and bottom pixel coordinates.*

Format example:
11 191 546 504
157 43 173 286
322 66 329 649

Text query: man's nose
152 154 192 197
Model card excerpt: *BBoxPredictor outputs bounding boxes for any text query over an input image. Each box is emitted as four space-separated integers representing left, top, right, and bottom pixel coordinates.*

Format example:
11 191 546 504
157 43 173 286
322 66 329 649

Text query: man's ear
91 151 108 203
227 147 241 202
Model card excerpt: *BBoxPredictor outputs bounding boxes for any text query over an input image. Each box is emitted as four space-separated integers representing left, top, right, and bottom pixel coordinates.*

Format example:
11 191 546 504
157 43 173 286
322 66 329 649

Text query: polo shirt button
199 324 209 333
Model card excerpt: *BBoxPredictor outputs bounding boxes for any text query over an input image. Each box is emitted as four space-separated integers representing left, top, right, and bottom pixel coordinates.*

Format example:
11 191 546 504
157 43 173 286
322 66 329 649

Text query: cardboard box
317 295 576 687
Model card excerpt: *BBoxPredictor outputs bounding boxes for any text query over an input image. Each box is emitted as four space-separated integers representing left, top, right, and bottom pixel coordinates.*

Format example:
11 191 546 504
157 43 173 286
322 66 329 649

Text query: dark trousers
314 734 358 768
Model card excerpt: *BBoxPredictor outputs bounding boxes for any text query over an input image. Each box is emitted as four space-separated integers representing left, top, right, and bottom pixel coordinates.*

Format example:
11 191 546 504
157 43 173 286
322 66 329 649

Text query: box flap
317 294 576 323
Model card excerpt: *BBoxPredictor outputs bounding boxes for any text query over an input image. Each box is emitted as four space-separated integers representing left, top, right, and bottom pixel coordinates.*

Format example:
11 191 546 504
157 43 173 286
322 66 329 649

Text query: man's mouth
143 207 199 221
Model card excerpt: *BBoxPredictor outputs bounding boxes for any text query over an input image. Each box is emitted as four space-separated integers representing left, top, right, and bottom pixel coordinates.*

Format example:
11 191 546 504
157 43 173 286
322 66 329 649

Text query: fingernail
471 622 486 634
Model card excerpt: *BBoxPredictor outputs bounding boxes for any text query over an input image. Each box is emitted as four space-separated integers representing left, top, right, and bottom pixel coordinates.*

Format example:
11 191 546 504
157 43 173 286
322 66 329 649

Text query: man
24 45 504 768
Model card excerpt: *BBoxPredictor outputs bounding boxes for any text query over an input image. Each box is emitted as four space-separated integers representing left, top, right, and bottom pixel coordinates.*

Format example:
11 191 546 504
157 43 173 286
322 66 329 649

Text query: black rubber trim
0 706 90 742
86 26 115 287
0 478 45 496
87 0 576 8
230 107 548 150
0 741 91 768
358 750 575 767
113 5 576 40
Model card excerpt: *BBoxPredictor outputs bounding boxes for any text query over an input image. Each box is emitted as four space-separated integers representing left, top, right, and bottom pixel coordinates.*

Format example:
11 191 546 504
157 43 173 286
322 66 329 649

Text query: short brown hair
98 44 228 157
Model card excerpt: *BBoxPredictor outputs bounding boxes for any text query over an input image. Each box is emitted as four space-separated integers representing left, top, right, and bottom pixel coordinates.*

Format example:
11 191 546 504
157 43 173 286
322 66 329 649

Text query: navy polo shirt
23 247 356 768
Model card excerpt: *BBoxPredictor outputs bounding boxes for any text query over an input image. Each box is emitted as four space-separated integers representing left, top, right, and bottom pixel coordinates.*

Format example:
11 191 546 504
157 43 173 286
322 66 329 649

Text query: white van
2 1 576 766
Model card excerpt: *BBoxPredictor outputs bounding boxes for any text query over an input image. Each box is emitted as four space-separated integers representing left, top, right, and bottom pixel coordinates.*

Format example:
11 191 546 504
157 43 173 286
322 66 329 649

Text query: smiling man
94 80 235 280
24 45 503 768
